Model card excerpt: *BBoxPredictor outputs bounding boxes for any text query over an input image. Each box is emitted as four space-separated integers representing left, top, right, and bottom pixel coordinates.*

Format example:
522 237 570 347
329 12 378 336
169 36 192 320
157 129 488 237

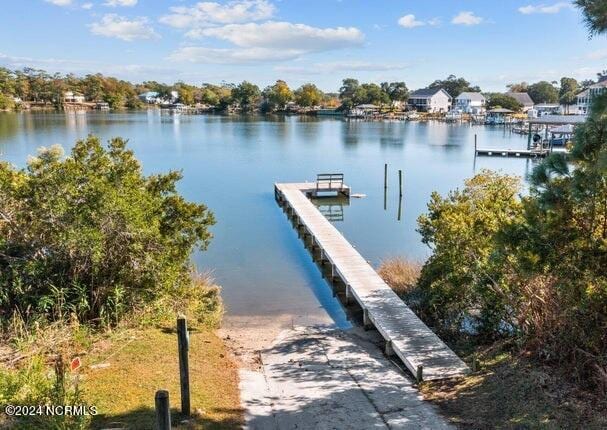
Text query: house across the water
407 88 452 113
454 92 486 114
64 91 85 103
528 104 563 118
574 80 607 115
506 92 534 112
139 91 160 104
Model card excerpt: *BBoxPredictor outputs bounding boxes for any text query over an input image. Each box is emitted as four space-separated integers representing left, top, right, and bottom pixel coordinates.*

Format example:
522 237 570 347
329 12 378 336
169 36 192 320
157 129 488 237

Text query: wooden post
155 390 171 430
398 170 403 197
416 365 424 383
177 317 191 416
474 134 477 153
384 163 388 189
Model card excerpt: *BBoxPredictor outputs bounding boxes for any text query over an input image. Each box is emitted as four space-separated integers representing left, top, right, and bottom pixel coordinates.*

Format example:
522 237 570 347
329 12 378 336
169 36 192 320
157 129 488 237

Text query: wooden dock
274 182 469 381
476 147 550 158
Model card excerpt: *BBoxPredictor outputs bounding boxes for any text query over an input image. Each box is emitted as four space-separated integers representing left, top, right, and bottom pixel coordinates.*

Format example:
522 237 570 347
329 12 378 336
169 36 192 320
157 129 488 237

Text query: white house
574 80 607 115
64 91 85 103
139 91 160 104
528 104 563 118
407 88 452 113
505 92 534 112
454 92 486 114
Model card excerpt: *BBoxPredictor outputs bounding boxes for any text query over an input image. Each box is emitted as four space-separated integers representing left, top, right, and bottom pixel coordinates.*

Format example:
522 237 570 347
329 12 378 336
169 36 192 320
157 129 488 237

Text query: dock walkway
274 182 469 381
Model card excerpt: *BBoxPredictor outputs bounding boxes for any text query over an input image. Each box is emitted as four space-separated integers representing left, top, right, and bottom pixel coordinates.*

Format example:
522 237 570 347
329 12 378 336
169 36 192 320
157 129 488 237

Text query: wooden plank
275 182 469 381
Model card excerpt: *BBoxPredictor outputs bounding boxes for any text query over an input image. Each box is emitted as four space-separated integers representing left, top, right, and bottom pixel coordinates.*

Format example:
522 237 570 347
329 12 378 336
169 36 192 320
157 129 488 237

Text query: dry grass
82 325 243 430
420 342 607 429
377 257 422 296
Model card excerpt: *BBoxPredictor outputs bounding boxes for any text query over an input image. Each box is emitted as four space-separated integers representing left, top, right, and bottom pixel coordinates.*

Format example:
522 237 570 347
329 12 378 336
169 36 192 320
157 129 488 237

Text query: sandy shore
219 312 333 370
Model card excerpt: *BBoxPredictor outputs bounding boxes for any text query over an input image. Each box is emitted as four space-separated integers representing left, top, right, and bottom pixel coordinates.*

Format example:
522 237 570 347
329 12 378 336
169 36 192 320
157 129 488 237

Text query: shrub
0 136 215 327
416 170 523 336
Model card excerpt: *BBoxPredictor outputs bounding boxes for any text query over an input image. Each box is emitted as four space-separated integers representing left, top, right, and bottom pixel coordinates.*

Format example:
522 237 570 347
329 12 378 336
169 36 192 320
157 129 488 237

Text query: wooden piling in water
384 163 388 189
398 170 403 197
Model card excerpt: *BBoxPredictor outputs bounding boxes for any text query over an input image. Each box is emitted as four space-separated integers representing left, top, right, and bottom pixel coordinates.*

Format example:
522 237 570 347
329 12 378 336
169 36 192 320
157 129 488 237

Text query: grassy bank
0 321 243 429
83 325 242 430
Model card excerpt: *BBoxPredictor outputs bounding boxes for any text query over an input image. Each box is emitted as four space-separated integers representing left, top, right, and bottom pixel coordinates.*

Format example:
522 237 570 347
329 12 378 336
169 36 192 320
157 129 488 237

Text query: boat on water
445 111 462 122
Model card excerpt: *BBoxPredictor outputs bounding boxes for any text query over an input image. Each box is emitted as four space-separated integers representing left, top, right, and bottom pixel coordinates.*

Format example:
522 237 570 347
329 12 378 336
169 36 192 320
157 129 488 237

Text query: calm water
0 111 537 326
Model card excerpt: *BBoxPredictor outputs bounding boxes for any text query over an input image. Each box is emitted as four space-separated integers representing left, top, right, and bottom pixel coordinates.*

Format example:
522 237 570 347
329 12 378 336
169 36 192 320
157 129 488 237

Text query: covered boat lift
526 115 586 150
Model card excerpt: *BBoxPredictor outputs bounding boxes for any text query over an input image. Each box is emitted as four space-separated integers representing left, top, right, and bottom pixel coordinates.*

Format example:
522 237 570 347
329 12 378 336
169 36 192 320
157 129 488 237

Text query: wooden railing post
155 390 171 430
177 316 191 416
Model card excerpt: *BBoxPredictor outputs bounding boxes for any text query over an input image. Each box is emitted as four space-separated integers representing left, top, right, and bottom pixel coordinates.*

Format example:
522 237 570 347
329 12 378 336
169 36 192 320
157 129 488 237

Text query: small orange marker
70 357 81 371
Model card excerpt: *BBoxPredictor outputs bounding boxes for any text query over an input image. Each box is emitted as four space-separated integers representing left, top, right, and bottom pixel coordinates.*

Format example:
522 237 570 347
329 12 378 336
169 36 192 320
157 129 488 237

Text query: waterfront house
505 92 534 112
454 92 486 114
528 104 563 118
64 91 85 103
407 88 452 113
139 91 160 104
574 80 607 115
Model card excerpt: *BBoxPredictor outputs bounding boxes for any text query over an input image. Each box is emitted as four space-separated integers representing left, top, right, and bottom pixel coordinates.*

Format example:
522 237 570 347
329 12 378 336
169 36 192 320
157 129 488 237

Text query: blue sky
0 0 605 91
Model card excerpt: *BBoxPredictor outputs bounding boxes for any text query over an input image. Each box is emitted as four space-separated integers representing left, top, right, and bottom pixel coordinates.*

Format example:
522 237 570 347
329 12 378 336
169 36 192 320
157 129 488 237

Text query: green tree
559 77 579 114
262 80 293 112
339 78 360 109
0 136 215 325
487 94 523 111
576 0 607 36
356 83 390 106
416 171 523 335
428 75 480 98
231 81 261 111
527 81 559 104
507 82 529 93
381 81 409 105
294 83 324 107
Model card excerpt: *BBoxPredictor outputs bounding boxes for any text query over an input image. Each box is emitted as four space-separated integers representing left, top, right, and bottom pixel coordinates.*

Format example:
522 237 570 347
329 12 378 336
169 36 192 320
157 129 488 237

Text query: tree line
0 66 602 113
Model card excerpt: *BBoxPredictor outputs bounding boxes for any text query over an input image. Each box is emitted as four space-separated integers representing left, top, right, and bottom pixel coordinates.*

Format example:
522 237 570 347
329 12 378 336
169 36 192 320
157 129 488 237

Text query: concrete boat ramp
237 180 469 429
240 326 454 430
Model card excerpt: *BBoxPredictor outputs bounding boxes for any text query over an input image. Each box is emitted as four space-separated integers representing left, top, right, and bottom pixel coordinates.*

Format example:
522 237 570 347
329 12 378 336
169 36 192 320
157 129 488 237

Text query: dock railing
316 173 345 194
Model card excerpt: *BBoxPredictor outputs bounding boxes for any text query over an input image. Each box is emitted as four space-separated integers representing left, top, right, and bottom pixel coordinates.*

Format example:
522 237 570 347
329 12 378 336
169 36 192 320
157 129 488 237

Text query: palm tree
576 0 607 36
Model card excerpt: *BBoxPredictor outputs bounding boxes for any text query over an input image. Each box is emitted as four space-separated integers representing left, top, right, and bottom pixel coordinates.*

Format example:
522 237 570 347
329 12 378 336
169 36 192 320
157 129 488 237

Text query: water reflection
0 111 535 322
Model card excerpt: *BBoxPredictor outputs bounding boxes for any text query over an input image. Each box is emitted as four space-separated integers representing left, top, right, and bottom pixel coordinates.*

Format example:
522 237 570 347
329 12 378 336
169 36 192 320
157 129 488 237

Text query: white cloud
275 61 407 75
451 11 483 26
398 14 425 29
160 0 274 29
89 14 159 41
518 2 572 14
587 49 607 60
191 21 363 50
82 2 93 9
169 46 302 64
44 0 73 6
104 0 137 6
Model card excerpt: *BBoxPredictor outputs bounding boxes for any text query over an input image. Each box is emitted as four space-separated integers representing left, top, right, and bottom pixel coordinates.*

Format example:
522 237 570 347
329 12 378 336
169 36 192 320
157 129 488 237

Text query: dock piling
398 170 403 197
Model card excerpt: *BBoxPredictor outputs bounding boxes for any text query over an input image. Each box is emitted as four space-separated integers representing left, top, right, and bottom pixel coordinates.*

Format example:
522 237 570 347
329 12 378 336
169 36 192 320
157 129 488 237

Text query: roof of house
589 80 607 89
455 92 485 101
409 88 451 99
576 89 590 97
506 92 534 106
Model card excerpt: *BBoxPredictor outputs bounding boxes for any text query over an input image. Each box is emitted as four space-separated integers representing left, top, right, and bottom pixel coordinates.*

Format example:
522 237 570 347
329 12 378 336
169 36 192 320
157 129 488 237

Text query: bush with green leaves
416 170 524 337
0 136 215 327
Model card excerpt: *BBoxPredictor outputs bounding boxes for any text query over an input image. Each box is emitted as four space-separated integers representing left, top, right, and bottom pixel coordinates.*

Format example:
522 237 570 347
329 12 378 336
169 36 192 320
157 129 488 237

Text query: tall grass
378 258 422 296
